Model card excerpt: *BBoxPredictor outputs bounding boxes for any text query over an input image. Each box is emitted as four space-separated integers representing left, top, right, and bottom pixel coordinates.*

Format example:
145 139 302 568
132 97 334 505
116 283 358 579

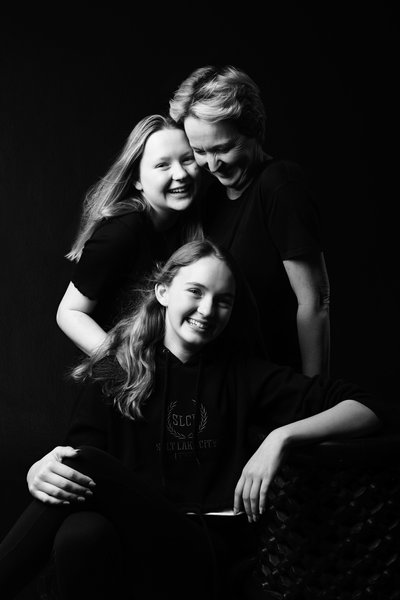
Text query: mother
169 65 330 376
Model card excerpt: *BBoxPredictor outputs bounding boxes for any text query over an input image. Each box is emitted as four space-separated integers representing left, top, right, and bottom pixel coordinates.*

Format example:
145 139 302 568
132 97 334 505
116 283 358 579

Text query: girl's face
135 128 200 226
183 117 256 196
156 255 236 362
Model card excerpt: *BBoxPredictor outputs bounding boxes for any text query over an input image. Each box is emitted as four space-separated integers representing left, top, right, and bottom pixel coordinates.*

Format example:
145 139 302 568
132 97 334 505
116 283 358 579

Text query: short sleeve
262 162 323 260
71 212 145 300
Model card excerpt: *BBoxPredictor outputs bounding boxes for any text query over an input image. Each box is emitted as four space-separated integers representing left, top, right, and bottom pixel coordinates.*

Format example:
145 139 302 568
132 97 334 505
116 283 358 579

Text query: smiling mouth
169 185 190 194
186 318 211 332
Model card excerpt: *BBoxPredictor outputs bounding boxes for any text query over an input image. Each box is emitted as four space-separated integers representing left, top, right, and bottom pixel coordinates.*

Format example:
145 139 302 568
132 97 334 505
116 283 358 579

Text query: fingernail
77 496 86 502
89 481 96 488
85 490 93 497
62 501 70 505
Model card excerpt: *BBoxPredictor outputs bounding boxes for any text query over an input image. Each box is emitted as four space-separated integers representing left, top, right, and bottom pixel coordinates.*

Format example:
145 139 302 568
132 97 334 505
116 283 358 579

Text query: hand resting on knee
27 446 96 505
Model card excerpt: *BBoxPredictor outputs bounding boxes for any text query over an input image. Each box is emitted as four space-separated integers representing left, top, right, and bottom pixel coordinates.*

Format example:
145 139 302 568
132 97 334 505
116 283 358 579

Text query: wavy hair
169 65 267 145
67 114 203 261
71 239 238 420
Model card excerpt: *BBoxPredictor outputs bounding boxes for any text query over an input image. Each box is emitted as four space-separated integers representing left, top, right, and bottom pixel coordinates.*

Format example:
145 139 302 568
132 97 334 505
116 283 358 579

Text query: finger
32 489 69 506
55 446 80 459
234 476 245 514
44 472 94 498
259 480 270 515
36 481 88 503
49 462 96 489
242 478 253 522
249 479 261 521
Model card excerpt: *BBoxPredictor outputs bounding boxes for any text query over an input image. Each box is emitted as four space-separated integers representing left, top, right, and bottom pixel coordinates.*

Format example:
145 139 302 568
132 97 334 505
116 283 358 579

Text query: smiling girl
0 240 383 600
56 114 203 356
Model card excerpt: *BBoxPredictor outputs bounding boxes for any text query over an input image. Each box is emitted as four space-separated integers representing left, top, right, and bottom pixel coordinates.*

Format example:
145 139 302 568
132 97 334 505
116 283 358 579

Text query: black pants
0 446 257 600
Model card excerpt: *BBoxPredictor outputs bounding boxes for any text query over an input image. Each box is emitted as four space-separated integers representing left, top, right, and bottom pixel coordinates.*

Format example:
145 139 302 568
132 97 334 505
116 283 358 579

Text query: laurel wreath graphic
166 400 207 440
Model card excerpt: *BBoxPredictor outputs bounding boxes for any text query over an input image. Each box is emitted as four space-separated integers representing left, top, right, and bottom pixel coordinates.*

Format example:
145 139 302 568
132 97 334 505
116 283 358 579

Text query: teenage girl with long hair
56 114 203 355
0 240 383 599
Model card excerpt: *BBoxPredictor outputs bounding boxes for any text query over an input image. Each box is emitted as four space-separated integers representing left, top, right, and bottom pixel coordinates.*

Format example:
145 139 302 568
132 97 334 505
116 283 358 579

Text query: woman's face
183 116 256 194
156 255 235 362
135 128 200 224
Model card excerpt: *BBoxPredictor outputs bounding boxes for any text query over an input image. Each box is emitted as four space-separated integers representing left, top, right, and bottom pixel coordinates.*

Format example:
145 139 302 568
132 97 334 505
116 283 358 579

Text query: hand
234 429 288 522
27 446 96 505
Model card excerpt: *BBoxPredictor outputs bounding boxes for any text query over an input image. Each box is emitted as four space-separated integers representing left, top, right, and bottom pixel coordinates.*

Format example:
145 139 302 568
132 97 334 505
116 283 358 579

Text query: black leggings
0 446 256 600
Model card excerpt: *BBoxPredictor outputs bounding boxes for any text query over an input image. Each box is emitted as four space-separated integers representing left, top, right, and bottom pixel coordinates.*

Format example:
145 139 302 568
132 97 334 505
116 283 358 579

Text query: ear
134 180 143 191
155 283 169 307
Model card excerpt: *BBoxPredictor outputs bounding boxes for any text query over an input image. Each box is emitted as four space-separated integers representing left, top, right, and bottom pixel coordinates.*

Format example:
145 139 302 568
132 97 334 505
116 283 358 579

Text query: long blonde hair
67 114 202 261
71 240 237 420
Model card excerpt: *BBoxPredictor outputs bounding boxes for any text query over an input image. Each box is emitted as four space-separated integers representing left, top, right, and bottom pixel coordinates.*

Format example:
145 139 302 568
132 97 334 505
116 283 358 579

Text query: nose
206 153 220 173
197 295 214 317
171 162 188 180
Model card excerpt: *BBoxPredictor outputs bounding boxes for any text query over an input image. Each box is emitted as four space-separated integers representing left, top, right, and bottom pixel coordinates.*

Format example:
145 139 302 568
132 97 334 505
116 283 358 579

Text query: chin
173 198 194 211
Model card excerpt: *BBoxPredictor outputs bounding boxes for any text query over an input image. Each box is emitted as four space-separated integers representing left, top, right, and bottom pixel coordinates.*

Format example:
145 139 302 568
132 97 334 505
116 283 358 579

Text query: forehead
173 256 235 294
183 117 239 149
142 128 191 161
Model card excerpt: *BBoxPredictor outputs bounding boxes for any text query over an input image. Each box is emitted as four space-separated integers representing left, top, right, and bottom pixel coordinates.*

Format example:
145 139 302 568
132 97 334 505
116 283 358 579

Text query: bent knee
54 511 118 555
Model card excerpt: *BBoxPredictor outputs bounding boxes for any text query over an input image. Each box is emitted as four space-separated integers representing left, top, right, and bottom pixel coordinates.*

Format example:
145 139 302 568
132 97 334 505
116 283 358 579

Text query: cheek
194 154 207 168
188 164 200 178
217 309 233 329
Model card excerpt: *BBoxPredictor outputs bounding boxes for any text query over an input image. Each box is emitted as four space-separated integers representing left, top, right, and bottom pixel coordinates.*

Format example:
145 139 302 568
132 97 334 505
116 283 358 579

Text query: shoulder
79 211 150 262
91 211 148 244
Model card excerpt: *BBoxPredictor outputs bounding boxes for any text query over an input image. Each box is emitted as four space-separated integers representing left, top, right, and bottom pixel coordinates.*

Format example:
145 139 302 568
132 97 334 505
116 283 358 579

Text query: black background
1 5 398 598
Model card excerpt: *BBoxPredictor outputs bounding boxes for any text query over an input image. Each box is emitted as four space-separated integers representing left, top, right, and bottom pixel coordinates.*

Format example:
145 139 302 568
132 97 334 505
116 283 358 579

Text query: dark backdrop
1 6 398 598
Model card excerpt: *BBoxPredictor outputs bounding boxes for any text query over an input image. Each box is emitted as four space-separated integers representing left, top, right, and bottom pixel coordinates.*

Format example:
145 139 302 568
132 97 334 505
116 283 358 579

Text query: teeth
169 187 187 194
187 318 208 330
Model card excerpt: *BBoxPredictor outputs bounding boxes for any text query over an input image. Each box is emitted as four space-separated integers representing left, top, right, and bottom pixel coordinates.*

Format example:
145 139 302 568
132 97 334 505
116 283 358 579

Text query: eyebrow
191 142 232 152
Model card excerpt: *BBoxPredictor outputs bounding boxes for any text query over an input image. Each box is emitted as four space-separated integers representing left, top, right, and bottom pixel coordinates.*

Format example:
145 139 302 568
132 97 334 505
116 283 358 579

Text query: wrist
267 426 294 449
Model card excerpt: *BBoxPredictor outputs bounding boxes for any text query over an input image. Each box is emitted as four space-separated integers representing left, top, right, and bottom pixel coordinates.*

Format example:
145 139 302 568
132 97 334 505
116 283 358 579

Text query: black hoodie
65 346 384 514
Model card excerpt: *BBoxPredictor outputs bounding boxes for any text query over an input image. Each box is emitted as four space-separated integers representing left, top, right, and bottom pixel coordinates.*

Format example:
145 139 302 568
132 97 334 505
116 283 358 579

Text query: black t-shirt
203 159 322 370
71 211 181 330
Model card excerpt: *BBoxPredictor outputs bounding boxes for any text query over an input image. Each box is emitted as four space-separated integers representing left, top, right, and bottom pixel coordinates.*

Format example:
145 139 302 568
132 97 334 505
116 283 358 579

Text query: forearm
297 303 330 377
56 309 107 355
271 399 380 451
234 400 380 520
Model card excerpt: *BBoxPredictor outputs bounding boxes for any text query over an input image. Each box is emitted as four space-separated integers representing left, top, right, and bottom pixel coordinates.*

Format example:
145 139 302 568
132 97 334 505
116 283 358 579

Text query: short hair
169 65 266 143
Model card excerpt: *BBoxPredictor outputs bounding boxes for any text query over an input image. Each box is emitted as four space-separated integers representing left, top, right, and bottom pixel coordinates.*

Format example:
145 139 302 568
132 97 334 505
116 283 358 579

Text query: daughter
0 240 383 600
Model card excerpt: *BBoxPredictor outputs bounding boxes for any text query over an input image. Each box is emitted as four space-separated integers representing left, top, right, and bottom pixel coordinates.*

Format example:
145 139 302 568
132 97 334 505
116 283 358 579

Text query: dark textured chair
246 433 400 600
